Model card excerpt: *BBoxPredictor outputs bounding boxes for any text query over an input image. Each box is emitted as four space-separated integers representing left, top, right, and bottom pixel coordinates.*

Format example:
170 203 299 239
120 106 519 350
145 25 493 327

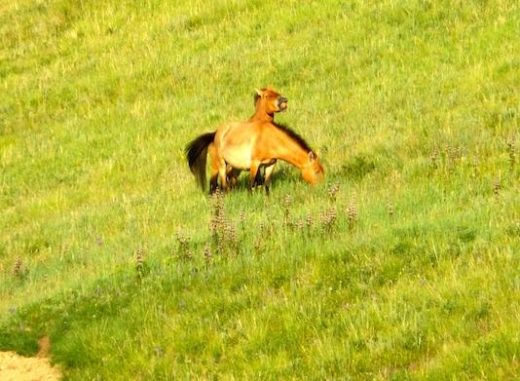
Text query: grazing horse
186 88 288 192
187 120 324 194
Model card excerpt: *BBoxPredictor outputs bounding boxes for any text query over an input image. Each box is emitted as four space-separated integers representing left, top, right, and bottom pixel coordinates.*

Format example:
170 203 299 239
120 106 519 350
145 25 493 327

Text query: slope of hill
1 0 519 379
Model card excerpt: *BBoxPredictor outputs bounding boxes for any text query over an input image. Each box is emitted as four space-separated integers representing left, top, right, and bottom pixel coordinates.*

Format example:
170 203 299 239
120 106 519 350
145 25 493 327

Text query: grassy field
1 0 519 379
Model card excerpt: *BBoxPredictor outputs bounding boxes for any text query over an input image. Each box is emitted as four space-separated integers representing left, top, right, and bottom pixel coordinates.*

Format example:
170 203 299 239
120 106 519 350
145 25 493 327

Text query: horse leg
209 143 220 194
263 162 276 195
227 167 241 189
209 173 218 194
248 161 261 192
218 159 228 192
253 166 265 188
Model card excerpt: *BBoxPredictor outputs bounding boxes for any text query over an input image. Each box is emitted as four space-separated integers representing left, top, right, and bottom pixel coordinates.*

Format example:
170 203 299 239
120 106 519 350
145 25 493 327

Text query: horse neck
249 101 274 122
265 125 310 169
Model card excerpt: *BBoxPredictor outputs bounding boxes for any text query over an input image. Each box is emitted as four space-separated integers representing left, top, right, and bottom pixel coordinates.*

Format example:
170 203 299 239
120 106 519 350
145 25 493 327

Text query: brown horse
213 121 324 193
218 87 288 188
187 120 325 193
186 88 288 192
250 87 288 122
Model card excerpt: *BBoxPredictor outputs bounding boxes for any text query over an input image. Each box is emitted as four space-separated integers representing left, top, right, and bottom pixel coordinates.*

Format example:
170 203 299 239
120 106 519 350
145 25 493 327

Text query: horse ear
255 88 263 97
308 151 316 161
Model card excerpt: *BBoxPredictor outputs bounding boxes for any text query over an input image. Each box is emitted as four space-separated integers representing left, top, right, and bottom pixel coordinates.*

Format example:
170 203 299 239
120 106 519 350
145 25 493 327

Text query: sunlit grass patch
1 0 519 379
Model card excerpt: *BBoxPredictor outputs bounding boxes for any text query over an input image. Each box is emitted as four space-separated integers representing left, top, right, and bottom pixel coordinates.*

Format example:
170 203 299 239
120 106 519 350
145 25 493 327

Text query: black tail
185 132 216 191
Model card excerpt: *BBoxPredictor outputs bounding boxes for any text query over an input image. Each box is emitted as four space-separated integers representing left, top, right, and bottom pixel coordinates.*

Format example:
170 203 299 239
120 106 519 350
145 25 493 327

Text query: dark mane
273 122 313 153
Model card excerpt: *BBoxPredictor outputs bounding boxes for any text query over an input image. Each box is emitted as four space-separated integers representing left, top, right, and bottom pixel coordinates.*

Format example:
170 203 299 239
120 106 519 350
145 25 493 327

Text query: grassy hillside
1 0 519 379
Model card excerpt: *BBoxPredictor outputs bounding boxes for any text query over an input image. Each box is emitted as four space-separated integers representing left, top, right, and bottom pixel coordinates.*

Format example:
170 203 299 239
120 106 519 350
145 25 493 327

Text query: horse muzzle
277 97 288 111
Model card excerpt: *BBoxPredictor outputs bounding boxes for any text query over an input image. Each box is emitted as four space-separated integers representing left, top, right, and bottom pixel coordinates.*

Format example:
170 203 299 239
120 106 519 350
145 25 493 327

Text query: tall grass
1 0 519 379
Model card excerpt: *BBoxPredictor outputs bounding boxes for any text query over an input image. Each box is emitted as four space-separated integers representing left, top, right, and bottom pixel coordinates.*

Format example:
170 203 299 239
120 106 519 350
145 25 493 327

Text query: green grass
1 0 519 379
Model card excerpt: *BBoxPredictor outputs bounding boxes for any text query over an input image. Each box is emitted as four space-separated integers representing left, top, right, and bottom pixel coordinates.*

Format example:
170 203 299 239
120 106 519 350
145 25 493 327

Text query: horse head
254 87 288 116
302 151 325 185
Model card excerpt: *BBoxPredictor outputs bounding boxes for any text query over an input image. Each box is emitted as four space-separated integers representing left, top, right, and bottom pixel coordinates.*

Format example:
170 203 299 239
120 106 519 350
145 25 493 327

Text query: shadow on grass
0 273 138 357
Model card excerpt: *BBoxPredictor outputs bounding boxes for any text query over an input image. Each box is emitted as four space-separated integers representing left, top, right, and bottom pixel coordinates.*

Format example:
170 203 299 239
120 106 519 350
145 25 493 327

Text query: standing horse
188 120 324 194
221 87 288 188
186 88 288 192
250 87 288 122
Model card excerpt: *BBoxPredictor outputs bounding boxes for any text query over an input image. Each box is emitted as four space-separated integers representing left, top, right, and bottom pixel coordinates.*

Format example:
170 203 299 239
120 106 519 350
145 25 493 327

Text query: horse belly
223 145 253 170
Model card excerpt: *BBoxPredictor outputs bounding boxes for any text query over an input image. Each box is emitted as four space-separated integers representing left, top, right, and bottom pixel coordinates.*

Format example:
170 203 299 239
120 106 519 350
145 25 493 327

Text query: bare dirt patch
0 337 62 381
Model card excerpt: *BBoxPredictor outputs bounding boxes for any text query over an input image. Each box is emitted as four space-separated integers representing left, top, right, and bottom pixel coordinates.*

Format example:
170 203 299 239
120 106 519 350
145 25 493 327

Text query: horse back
216 121 261 147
